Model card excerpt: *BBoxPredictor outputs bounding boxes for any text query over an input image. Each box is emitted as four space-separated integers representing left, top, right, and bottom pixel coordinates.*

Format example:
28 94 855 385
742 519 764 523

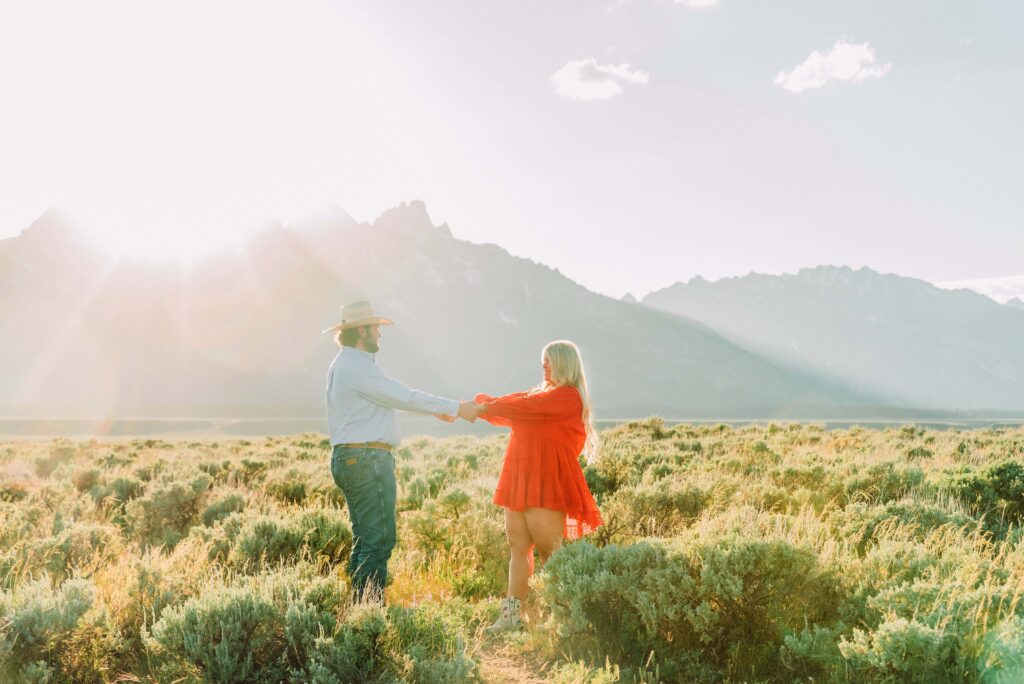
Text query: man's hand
457 401 484 423
433 413 456 423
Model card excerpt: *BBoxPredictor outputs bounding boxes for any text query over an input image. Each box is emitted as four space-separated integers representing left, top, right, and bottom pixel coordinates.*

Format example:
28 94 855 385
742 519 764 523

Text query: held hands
457 401 484 423
434 401 485 423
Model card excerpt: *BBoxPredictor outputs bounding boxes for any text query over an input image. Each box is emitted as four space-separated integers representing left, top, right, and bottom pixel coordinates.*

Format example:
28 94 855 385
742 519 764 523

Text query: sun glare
0 0 468 261
66 197 271 262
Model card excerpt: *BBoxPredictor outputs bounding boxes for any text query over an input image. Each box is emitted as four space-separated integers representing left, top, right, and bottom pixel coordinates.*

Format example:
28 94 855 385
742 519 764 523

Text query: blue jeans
331 446 397 602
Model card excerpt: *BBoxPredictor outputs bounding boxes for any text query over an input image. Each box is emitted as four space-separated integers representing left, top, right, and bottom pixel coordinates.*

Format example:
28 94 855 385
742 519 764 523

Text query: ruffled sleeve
476 387 581 426
474 392 526 428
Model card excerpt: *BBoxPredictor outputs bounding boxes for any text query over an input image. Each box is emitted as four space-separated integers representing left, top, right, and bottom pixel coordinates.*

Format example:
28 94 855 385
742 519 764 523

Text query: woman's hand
433 413 456 423
457 401 484 422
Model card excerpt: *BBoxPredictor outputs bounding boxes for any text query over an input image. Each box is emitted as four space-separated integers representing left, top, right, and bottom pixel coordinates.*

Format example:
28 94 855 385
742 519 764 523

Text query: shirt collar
342 346 376 363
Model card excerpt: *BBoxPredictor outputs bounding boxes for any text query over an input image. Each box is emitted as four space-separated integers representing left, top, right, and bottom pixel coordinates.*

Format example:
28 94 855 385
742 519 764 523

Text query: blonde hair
540 340 599 463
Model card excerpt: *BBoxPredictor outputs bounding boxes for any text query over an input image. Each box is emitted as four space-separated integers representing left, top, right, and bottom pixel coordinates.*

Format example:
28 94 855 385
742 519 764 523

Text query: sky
0 0 1021 299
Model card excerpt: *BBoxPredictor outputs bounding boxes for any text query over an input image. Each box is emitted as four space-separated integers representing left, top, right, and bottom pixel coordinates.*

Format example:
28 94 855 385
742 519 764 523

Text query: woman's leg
504 508 534 600
524 507 566 564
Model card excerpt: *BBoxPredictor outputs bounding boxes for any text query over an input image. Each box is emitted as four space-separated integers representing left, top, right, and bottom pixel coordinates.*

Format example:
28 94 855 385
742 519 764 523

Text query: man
323 300 482 602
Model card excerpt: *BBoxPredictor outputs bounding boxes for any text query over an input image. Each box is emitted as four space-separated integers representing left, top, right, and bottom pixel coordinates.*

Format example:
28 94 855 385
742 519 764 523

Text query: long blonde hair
539 340 599 463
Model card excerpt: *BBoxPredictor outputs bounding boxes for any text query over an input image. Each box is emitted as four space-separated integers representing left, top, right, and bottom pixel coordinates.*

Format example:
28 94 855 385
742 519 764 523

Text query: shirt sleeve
351 365 460 416
477 387 581 425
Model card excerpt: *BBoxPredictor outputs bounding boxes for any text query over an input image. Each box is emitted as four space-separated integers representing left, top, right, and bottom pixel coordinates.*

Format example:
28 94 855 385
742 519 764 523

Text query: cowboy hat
321 300 395 333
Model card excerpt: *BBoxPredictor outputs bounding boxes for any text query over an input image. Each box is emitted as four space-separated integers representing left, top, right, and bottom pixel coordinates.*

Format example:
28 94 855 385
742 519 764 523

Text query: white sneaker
486 596 523 633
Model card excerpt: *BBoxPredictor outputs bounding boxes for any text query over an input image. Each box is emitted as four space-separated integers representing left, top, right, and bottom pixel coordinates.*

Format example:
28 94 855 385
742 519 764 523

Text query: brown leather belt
336 441 392 451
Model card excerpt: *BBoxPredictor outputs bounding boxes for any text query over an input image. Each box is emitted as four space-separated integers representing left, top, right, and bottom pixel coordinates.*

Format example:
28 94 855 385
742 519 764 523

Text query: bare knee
505 510 535 558
507 525 534 558
534 539 562 563
509 537 534 558
523 508 566 563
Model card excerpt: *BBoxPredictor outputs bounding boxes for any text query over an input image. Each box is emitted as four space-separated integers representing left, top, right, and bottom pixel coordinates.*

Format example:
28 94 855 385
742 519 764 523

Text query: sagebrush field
2 421 1024 682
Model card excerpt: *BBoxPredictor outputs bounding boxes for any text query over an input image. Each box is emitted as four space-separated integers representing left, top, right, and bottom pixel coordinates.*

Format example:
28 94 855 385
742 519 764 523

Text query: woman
475 340 603 632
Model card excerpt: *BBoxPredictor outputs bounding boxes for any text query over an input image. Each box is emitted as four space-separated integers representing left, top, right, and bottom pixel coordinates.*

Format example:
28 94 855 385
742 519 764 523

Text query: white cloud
774 39 892 94
676 0 720 8
550 59 650 101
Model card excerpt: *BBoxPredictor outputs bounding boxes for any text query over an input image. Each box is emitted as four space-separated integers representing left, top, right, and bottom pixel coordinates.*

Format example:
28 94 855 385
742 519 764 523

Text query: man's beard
365 340 380 353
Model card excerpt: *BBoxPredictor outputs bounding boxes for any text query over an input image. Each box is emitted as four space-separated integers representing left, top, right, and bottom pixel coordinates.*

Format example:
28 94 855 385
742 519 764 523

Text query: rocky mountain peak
0 200 873 418
16 208 82 243
373 200 434 232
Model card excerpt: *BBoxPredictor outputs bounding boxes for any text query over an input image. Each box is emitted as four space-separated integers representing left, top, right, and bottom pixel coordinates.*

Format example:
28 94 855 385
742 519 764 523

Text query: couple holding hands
324 301 602 632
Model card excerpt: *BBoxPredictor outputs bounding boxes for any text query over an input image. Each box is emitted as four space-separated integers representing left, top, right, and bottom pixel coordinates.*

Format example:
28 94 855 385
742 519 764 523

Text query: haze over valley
2 202 1021 431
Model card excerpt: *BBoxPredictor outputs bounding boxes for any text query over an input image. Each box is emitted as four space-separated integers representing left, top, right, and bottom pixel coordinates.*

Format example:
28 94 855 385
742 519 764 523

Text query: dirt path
477 639 549 683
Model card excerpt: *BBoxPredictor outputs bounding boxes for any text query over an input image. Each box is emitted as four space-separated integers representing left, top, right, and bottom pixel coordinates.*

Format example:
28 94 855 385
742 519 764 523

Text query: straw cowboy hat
321 300 395 334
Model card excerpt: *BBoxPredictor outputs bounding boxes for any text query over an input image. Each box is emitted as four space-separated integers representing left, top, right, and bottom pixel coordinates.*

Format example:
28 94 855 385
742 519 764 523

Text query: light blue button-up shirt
325 346 460 447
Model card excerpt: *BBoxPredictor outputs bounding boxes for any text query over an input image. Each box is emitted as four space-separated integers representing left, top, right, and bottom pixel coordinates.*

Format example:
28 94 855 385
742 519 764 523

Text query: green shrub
125 475 211 548
303 603 388 683
830 501 974 555
4 424 1024 681
900 425 924 440
448 511 507 599
265 468 309 505
34 442 76 478
133 459 167 483
0 578 107 679
0 504 44 547
16 661 54 683
198 459 232 482
191 512 246 562
540 536 842 680
400 467 454 510
23 523 123 580
601 480 709 538
201 493 247 527
839 616 956 680
549 659 624 684
582 464 616 501
978 616 1024 680
438 489 471 520
147 570 398 683
121 557 194 652
749 439 777 458
846 462 924 504
769 463 832 491
0 481 29 503
237 459 267 485
71 468 101 493
309 480 346 509
231 509 352 569
986 461 1024 523
939 461 1024 533
780 624 846 680
91 475 145 512
147 573 327 682
906 446 934 461
52 621 121 684
677 439 703 454
940 469 997 516
385 599 480 683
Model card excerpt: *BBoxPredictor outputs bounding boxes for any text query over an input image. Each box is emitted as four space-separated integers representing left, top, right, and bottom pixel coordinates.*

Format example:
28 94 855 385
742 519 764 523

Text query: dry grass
1 424 1023 681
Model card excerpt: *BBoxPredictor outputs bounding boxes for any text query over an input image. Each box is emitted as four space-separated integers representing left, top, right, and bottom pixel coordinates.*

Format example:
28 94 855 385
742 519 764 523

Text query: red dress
475 386 603 539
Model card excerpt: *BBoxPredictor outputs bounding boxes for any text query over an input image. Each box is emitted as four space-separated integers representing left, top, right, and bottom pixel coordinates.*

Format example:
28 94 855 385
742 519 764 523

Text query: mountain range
643 267 1024 411
0 203 873 420
1 202 1021 420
